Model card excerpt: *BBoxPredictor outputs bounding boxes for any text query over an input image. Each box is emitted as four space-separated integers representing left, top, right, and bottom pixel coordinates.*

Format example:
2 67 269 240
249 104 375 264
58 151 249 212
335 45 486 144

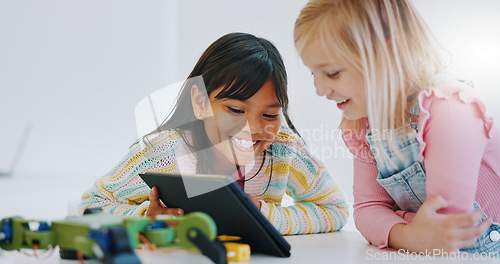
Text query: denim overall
365 103 500 253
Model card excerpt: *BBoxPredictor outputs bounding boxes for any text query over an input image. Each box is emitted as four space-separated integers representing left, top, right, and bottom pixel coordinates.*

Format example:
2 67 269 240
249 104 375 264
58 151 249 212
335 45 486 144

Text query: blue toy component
146 220 168 231
89 228 112 253
37 222 51 232
1 218 13 242
0 212 227 264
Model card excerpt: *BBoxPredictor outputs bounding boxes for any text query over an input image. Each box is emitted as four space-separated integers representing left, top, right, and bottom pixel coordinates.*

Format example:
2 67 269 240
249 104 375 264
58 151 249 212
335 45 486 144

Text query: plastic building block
224 242 250 262
0 212 230 264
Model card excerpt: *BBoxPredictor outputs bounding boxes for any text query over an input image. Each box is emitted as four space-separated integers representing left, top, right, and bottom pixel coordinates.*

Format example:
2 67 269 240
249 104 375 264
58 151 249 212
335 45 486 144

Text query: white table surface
1 230 499 264
2 174 499 263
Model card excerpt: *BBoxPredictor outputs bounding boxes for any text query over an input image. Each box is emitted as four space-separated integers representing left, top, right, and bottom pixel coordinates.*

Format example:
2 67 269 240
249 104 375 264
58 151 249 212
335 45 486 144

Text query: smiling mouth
230 137 258 150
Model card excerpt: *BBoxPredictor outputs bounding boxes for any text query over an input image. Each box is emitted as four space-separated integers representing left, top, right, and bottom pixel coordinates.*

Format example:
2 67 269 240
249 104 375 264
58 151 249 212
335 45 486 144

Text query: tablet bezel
139 172 291 257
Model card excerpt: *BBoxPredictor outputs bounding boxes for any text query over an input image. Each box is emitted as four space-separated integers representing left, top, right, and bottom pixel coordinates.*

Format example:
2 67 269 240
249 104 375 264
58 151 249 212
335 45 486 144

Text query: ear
191 84 207 120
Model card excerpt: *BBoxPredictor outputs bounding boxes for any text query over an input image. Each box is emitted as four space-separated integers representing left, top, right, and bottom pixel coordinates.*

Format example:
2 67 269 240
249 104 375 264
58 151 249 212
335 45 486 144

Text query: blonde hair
295 0 446 135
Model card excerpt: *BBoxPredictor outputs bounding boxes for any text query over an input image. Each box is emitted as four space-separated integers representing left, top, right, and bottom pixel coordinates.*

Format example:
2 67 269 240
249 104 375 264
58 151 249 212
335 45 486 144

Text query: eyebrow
222 97 281 105
266 103 282 108
317 63 332 67
242 102 282 109
223 99 282 109
316 63 342 70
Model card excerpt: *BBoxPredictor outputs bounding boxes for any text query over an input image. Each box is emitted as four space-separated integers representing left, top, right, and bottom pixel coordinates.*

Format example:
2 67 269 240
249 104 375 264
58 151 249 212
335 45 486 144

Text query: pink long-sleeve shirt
343 81 500 248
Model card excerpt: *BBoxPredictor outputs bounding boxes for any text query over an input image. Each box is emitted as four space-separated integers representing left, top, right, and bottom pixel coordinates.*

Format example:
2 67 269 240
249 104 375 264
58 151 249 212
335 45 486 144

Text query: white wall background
1 0 499 220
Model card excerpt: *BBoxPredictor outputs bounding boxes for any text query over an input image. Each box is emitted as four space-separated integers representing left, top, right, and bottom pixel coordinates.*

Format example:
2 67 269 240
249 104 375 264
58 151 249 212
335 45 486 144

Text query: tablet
139 172 291 257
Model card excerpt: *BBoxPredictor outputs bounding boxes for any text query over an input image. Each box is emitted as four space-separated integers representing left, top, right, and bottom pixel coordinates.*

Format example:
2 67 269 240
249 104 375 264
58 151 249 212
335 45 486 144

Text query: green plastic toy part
0 217 55 251
0 212 224 264
172 212 218 250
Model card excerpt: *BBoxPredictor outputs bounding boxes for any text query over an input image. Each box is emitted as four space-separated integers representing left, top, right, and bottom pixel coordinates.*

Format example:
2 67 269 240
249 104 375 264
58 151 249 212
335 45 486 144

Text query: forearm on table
266 200 348 235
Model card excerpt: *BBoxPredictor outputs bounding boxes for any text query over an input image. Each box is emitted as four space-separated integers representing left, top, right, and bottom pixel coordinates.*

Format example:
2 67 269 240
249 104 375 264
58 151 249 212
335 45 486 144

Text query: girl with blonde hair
295 0 500 254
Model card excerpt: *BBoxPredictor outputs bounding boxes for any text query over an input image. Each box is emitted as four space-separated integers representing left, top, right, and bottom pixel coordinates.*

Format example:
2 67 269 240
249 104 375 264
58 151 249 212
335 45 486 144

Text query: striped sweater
80 126 349 235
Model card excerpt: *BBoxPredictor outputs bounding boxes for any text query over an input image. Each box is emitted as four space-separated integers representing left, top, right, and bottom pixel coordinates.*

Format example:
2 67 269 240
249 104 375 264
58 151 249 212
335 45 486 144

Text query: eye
327 71 340 79
263 114 279 119
227 106 244 114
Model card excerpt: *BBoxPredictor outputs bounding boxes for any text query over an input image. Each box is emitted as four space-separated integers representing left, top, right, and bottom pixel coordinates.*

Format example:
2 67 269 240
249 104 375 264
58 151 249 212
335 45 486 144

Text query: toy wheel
176 212 217 250
59 248 81 259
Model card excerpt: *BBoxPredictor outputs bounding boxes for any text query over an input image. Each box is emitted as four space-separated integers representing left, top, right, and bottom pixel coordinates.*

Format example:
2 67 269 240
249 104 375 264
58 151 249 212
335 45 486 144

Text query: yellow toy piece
217 235 250 262
223 242 250 262
217 235 242 242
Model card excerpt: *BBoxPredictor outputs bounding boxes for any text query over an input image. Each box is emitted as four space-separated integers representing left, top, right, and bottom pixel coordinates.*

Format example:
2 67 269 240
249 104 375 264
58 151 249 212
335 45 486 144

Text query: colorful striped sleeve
263 128 349 235
79 131 180 216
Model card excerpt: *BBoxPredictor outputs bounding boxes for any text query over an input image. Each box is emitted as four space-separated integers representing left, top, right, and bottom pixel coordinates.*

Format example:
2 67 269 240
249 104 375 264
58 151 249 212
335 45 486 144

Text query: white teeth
338 99 348 103
231 137 257 149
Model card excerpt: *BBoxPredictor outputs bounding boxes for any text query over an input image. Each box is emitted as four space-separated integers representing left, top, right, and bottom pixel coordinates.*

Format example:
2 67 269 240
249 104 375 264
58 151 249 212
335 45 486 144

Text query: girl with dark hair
80 33 348 235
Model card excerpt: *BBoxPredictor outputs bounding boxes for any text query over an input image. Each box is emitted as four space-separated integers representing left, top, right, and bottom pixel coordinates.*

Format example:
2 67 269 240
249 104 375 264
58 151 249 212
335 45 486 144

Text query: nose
314 75 333 97
243 114 263 135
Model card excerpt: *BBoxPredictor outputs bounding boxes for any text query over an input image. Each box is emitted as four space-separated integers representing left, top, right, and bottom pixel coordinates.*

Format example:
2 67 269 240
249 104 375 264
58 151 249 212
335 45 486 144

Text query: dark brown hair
145 32 297 175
